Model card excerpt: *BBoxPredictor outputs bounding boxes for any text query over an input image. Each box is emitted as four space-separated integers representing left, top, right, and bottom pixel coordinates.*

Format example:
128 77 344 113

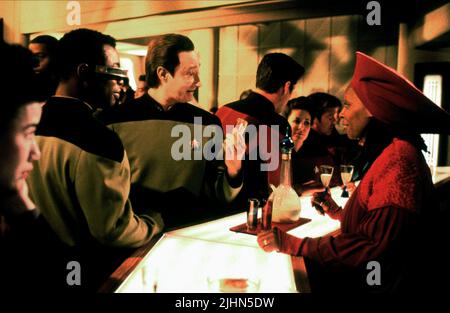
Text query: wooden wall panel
217 14 399 105
19 0 255 34
302 17 331 96
329 15 358 98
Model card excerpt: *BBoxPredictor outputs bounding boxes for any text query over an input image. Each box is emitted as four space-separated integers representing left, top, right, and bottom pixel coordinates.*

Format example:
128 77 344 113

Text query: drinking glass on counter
340 165 354 198
319 165 334 190
261 198 273 230
311 165 334 215
246 198 259 231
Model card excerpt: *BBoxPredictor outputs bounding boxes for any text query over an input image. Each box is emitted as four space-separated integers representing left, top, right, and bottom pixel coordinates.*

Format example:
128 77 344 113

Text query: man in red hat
257 52 450 293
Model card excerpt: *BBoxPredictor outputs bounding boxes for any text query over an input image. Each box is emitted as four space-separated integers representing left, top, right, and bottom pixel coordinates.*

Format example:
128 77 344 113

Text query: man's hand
224 123 246 178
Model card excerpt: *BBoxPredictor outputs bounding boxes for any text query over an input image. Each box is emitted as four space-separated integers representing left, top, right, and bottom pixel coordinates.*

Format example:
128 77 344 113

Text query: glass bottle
272 128 302 223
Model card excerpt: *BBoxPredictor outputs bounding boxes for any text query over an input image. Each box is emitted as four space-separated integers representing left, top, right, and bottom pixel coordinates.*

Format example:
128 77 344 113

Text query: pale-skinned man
98 34 244 228
216 53 305 205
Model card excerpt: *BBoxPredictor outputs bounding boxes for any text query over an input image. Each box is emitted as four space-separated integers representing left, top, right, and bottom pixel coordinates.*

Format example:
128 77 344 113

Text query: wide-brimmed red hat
350 52 450 134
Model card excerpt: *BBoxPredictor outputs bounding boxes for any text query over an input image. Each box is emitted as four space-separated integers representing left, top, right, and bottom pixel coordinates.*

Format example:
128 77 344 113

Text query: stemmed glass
319 165 334 191
340 165 354 198
311 165 334 215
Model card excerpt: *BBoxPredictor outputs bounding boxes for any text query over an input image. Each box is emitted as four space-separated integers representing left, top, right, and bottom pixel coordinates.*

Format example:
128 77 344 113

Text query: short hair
30 35 59 58
285 96 315 121
307 92 341 120
145 34 195 88
0 42 40 134
138 74 146 82
55 28 116 81
256 53 304 93
239 89 252 100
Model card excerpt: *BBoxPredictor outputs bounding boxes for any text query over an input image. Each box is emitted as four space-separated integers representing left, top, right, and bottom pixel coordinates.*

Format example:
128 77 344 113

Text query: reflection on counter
116 235 296 293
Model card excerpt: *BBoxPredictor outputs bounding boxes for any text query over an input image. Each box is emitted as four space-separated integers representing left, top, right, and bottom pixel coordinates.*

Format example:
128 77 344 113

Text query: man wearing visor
258 52 450 293
27 29 163 291
94 64 128 106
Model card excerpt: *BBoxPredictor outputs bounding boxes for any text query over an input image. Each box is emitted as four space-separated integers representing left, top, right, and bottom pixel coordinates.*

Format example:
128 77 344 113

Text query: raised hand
224 121 246 178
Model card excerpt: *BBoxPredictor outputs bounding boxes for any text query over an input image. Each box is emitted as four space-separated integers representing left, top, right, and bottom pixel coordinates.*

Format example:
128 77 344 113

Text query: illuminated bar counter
101 166 450 293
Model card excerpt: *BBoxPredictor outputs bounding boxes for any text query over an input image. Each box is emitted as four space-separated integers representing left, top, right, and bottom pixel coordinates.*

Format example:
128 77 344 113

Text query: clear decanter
272 128 302 223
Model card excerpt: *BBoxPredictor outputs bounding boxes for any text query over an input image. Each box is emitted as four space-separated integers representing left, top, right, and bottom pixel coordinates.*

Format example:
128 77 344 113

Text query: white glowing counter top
109 186 348 294
102 167 450 293
115 235 296 293
431 166 450 187
166 187 345 245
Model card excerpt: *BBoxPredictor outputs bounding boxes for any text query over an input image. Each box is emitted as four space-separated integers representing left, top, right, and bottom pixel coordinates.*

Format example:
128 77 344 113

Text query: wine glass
319 165 334 190
340 165 354 197
311 165 334 215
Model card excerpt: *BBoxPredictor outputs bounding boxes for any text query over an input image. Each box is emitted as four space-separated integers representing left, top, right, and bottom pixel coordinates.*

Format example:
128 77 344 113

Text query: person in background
27 29 163 291
216 53 304 207
97 33 244 229
309 92 340 137
28 35 59 99
209 106 218 114
116 77 135 106
239 89 252 101
298 92 342 187
135 74 148 99
258 51 450 293
284 96 323 195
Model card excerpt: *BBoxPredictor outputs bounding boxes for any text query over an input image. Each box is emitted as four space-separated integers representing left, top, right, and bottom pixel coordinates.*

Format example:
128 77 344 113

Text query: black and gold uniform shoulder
37 97 125 163
97 93 221 127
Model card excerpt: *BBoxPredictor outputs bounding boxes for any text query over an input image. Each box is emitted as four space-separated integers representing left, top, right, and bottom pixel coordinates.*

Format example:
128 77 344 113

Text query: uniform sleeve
211 162 243 203
325 205 344 221
283 206 417 267
74 150 163 248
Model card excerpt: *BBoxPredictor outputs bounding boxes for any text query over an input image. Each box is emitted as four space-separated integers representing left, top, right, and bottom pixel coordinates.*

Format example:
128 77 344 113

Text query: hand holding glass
311 165 334 215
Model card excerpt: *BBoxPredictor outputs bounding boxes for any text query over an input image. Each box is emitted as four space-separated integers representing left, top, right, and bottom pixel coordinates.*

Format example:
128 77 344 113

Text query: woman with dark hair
285 96 315 152
285 96 323 195
258 52 450 293
0 41 48 292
